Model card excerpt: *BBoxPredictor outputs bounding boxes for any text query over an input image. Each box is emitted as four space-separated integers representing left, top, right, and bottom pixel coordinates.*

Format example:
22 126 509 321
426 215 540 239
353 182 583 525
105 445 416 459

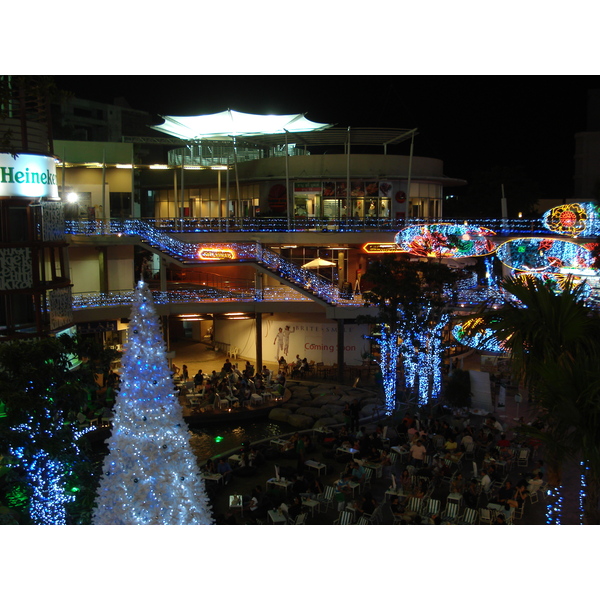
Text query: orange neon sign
197 247 237 260
362 243 403 254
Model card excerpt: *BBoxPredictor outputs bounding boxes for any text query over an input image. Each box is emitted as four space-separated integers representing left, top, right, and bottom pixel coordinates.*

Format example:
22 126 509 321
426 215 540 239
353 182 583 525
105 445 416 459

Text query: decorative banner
542 202 600 237
322 181 336 197
395 223 496 258
364 181 379 196
351 181 364 196
495 237 595 273
267 184 287 213
379 181 393 198
0 153 60 199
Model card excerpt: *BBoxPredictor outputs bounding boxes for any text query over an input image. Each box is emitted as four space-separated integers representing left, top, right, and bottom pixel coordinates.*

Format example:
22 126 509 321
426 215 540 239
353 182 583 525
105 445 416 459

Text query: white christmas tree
92 281 213 524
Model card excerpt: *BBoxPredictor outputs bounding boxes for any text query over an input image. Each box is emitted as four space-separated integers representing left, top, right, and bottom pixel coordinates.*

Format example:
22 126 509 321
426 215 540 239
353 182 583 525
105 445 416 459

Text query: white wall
107 245 134 290
214 313 370 365
69 246 100 293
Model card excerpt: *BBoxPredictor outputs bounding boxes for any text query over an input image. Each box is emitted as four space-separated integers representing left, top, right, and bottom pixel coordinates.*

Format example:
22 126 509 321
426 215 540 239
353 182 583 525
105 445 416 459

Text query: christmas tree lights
92 281 213 525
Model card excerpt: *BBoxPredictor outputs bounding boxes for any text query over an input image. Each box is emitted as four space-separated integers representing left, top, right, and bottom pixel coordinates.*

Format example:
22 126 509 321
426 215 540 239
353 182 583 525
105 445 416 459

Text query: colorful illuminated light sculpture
92 281 213 525
395 223 496 258
542 202 600 238
452 318 508 353
496 238 595 274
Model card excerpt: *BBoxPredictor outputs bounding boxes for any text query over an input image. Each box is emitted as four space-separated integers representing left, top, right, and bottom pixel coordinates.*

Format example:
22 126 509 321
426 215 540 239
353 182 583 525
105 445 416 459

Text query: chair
318 485 336 512
361 468 373 491
356 516 370 525
334 511 354 525
458 507 478 525
479 507 495 524
517 448 530 467
217 395 230 410
366 505 383 524
513 503 525 520
441 500 460 524
422 498 440 518
533 482 548 504
288 512 307 525
464 442 476 461
406 497 423 515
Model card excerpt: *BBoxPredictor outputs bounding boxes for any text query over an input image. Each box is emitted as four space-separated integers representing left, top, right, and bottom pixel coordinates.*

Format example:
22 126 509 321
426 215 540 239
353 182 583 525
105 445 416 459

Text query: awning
150 109 333 141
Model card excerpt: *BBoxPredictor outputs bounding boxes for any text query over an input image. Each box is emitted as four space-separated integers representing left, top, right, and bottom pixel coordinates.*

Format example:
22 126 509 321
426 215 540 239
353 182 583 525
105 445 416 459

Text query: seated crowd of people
175 359 287 410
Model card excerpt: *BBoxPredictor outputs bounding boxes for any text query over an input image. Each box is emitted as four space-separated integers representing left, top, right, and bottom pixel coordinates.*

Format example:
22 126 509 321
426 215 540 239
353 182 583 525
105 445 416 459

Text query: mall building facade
1 83 468 373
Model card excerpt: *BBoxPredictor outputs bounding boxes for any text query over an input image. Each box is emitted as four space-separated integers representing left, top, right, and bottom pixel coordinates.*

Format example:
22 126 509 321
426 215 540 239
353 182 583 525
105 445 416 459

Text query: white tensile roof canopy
151 109 333 141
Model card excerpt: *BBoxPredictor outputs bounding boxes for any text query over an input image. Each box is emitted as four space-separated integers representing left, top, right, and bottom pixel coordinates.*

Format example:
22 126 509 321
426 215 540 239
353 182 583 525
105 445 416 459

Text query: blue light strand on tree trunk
10 410 78 525
545 485 563 525
580 461 588 525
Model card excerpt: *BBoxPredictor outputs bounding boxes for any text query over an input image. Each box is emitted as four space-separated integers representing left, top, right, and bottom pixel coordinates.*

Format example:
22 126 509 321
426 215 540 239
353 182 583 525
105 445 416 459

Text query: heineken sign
0 153 60 199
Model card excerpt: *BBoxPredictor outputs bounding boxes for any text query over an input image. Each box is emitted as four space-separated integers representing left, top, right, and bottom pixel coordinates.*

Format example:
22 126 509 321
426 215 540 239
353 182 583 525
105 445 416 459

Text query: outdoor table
266 477 293 492
304 459 327 477
202 473 223 485
487 502 515 523
268 509 287 524
228 454 242 466
385 488 407 502
270 438 287 449
335 446 360 458
229 495 243 516
362 461 383 478
301 498 320 517
391 445 410 460
334 479 360 498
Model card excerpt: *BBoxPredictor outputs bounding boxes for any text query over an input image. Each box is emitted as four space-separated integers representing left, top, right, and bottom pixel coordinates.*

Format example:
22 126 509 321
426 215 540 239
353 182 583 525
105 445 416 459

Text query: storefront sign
0 153 59 199
294 181 321 193
197 247 237 260
362 242 403 254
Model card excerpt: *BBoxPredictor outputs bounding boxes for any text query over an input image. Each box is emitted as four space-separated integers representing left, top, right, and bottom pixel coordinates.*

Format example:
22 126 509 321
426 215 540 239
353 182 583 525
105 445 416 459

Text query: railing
66 216 551 236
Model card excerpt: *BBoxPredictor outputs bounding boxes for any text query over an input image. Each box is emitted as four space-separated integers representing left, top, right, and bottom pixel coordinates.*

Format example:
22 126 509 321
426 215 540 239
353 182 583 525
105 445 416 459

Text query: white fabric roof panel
150 109 333 141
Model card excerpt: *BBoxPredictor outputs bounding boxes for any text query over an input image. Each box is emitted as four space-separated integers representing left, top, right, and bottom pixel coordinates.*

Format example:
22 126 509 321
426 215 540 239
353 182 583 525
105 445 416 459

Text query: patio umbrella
301 258 336 269
301 257 337 281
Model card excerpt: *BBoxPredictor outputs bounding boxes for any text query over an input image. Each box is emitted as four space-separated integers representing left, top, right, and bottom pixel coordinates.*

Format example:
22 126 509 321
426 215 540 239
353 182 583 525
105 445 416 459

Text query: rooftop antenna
501 184 508 229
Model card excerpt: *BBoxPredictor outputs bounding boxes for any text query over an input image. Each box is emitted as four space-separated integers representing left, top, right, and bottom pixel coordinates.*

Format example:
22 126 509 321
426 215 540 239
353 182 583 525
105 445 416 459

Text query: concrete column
337 319 345 383
256 312 263 372
97 246 108 293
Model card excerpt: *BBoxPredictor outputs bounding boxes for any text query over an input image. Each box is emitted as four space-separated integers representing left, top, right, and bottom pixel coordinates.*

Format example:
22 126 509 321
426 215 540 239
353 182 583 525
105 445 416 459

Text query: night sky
52 74 600 199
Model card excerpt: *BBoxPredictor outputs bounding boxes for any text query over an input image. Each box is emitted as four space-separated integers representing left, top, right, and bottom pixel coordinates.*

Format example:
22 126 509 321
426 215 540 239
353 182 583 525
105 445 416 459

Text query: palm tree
469 275 600 523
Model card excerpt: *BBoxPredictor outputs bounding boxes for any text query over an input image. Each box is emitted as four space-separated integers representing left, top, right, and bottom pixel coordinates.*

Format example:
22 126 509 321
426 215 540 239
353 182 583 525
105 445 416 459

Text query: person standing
273 327 284 361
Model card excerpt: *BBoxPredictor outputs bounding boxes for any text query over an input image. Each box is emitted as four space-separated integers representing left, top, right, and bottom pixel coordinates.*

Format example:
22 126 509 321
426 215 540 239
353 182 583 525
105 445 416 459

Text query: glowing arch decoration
542 202 600 237
394 223 496 258
452 318 508 353
495 237 595 274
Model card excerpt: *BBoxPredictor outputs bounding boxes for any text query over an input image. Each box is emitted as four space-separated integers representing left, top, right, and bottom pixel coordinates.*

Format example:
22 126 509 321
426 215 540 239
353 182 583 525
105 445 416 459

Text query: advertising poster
265 317 370 365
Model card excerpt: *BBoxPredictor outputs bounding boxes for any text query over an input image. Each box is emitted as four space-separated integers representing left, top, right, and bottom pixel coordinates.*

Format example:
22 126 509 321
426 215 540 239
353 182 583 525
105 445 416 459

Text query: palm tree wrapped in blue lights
92 281 213 525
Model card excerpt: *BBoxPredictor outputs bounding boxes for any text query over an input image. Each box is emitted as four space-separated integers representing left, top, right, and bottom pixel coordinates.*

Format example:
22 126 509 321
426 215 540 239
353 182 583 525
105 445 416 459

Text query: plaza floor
169 339 582 525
